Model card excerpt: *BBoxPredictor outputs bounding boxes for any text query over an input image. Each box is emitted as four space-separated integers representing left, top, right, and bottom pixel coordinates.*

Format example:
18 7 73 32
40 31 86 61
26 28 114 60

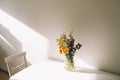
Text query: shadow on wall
0 24 23 54
0 9 50 71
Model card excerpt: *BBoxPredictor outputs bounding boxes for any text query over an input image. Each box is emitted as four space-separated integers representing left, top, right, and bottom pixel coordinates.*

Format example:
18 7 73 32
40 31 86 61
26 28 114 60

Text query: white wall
0 0 120 74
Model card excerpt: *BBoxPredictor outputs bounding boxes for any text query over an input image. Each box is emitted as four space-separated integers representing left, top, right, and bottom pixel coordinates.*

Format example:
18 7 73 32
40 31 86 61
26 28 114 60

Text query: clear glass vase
64 54 75 71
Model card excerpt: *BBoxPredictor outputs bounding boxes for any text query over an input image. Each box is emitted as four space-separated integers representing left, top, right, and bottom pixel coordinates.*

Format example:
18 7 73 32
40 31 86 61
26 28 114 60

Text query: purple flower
75 43 82 50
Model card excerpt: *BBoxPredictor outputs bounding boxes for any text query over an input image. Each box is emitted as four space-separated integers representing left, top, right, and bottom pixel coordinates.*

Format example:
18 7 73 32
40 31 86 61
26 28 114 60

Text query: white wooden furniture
9 59 120 80
4 51 27 77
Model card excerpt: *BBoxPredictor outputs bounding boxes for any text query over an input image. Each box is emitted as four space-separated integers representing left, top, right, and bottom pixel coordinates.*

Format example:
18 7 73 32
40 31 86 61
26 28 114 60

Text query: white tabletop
10 60 120 80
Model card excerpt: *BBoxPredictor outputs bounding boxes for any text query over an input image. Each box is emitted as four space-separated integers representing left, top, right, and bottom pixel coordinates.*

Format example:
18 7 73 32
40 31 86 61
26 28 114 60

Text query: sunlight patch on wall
74 57 97 70
0 9 49 64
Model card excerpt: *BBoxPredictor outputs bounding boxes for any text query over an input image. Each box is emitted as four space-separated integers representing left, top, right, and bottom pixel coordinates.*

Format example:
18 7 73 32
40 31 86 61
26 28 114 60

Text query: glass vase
64 54 74 71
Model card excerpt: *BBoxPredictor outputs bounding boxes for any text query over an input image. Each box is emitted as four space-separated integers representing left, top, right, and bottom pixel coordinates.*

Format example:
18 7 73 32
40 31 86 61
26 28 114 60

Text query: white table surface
10 59 120 80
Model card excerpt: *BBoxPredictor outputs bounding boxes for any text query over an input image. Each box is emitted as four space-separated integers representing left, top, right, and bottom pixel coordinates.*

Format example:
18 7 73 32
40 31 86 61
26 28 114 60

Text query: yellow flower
62 34 66 39
59 49 62 54
56 39 59 42
59 37 63 43
59 45 63 54
62 46 69 54
58 45 69 54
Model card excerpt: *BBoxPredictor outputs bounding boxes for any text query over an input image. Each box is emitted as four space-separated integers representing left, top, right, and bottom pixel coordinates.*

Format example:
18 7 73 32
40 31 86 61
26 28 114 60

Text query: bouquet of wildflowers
56 33 82 70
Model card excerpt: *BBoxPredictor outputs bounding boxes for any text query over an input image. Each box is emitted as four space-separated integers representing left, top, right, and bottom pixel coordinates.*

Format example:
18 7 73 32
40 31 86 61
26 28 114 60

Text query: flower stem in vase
64 53 75 71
